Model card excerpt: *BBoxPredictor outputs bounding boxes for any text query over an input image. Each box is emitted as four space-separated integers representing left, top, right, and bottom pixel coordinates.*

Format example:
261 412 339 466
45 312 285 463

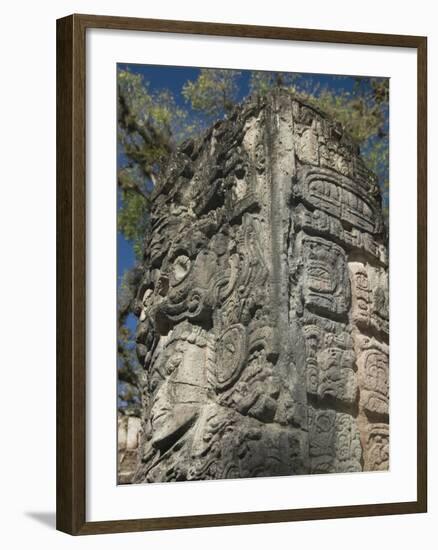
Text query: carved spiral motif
214 324 247 391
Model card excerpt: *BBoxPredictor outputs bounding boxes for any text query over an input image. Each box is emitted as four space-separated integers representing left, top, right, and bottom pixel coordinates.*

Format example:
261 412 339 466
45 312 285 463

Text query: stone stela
120 89 389 483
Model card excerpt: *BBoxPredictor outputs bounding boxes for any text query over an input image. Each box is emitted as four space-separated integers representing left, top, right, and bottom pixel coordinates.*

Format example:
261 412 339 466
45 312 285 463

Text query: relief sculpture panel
123 89 389 484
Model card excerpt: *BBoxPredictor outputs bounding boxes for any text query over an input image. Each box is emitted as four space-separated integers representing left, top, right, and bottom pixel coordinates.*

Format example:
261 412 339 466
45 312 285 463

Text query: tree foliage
248 71 300 96
117 69 190 253
182 69 242 119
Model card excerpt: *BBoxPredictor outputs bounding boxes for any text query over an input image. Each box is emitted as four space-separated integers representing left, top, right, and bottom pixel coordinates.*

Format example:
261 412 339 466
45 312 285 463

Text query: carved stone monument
131 89 389 483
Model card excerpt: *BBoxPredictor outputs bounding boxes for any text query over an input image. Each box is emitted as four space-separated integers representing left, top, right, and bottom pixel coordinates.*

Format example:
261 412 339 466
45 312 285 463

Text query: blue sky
117 64 389 333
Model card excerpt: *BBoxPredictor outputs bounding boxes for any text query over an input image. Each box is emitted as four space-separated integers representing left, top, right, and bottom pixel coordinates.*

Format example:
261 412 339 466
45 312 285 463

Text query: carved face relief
153 247 218 326
147 332 210 454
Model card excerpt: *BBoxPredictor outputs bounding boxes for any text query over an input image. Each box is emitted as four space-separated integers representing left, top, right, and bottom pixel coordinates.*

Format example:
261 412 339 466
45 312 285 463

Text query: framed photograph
56 14 427 535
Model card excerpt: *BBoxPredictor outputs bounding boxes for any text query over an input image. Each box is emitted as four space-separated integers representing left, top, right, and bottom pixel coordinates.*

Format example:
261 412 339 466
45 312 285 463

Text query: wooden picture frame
56 13 427 535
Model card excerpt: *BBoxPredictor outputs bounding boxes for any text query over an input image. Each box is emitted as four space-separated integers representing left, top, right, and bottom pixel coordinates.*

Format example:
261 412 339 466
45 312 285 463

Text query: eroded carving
296 234 351 317
294 165 384 236
356 337 389 418
129 89 389 484
349 262 389 335
308 408 362 474
363 423 389 471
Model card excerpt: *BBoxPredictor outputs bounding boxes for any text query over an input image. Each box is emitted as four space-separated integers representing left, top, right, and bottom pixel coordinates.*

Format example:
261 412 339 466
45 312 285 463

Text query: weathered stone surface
130 89 389 483
118 413 141 484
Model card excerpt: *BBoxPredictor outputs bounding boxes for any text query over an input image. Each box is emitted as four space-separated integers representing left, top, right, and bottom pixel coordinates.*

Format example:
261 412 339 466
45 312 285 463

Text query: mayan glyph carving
131 89 389 483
